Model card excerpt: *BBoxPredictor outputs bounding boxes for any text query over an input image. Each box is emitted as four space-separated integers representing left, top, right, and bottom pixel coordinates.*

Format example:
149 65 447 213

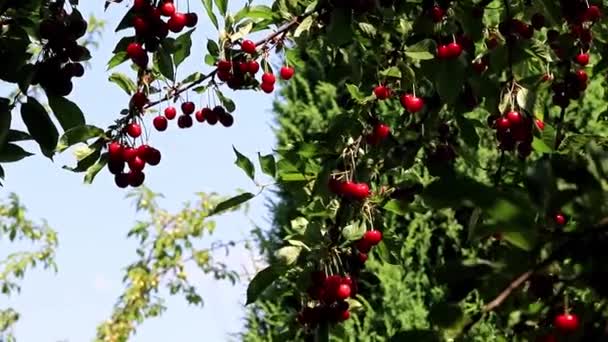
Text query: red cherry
177 114 193 128
357 252 368 263
132 54 149 68
337 309 350 322
194 110 205 122
401 94 424 113
472 59 487 74
126 42 145 60
328 178 344 195
126 123 142 138
167 12 187 33
430 5 444 23
506 111 523 126
133 0 149 11
181 101 195 115
145 147 161 166
123 147 138 161
131 92 148 108
373 85 390 100
343 182 369 200
486 37 498 49
536 334 557 342
574 53 589 66
262 72 276 84
244 61 258 75
127 170 145 187
446 42 462 58
241 39 256 54
132 16 149 35
115 173 129 188
160 1 175 17
279 66 295 80
575 69 588 84
371 123 390 143
363 230 382 246
554 313 579 333
535 118 545 131
517 142 532 158
108 142 124 160
585 5 601 22
164 106 177 120
185 13 198 27
336 284 351 300
128 156 146 172
554 213 567 225
496 117 511 132
153 116 167 131
260 82 274 93
217 60 232 72
107 160 123 177
356 239 372 253
437 44 450 59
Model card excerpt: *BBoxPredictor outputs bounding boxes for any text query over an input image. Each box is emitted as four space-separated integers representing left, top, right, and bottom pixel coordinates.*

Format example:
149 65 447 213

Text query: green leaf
0 143 33 163
6 130 32 142
235 5 274 21
516 87 537 114
246 266 280 305
182 72 204 83
215 89 236 112
174 29 194 67
47 95 86 131
115 7 135 32
0 99 11 148
112 36 136 54
205 54 218 66
274 246 301 266
379 66 401 79
434 59 466 104
202 0 219 29
383 199 409 216
20 97 58 158
233 146 255 180
405 39 436 60
532 137 552 154
206 39 220 57
358 22 376 36
342 221 366 241
107 52 128 70
57 125 105 152
258 153 276 178
155 45 175 81
294 16 314 38
214 0 228 16
108 73 137 95
63 146 101 172
210 192 255 215
346 84 365 102
84 153 107 184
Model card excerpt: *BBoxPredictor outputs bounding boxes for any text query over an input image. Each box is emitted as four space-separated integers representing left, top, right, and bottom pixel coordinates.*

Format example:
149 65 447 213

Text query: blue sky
0 1 277 341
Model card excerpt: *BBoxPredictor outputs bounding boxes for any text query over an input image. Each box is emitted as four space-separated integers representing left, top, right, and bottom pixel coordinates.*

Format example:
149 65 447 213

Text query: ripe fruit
128 156 146 172
535 118 545 131
554 212 567 225
164 106 177 120
247 60 260 74
401 94 424 113
430 5 444 23
217 60 232 72
262 72 276 85
185 13 198 27
536 334 557 342
127 171 145 187
367 123 390 145
506 111 523 126
241 39 256 54
554 313 579 333
131 92 148 108
472 59 487 74
261 82 274 93
496 117 511 132
219 113 234 127
115 173 129 188
126 42 145 60
357 252 368 264
575 69 588 84
446 42 463 58
181 101 195 115
195 110 205 123
126 123 142 138
167 12 187 33
574 53 589 66
123 147 138 161
108 142 123 160
336 284 351 300
585 5 601 22
486 37 498 49
437 44 450 59
177 114 193 128
145 148 161 165
160 1 175 17
363 230 382 245
280 66 295 80
342 181 370 200
373 85 390 100
133 16 149 35
153 116 167 131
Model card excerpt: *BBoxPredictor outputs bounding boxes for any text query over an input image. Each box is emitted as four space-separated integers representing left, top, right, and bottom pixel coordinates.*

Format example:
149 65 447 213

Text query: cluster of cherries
153 102 234 130
125 0 198 68
215 39 295 93
328 177 370 201
299 272 356 327
489 109 536 158
428 123 457 163
34 1 88 96
107 141 161 188
373 84 426 114
354 230 383 264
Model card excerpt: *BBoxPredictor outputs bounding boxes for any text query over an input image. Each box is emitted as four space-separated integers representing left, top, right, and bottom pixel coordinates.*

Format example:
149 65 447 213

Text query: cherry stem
564 292 570 314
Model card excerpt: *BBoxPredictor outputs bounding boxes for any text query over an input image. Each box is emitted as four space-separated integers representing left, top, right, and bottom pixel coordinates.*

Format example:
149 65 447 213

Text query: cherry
126 123 142 138
430 5 444 23
133 0 149 11
132 16 149 35
206 110 219 125
337 308 350 322
373 85 390 100
247 60 260 74
486 37 498 49
164 106 177 120
195 110 205 122
517 142 532 158
145 148 161 166
336 284 351 300
217 60 232 72
472 59 487 74
585 5 601 22
357 252 368 264
108 159 125 175
131 92 148 108
574 53 589 66
535 118 545 131
554 212 567 225
506 111 523 126
446 42 462 58
262 72 276 84
160 1 175 17
575 69 588 84
261 82 274 93
115 173 129 188
554 313 579 333
342 182 370 200
219 113 234 127
280 66 295 80
128 156 146 172
108 142 123 160
356 239 372 253
531 13 545 30
241 39 257 54
127 170 145 187
177 114 193 128
167 12 187 33
401 94 424 113
368 123 390 144
126 42 145 60
437 44 450 59
153 116 168 131
363 230 382 246
123 147 138 161
496 117 511 132
185 13 198 27
181 101 195 115
536 334 557 342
